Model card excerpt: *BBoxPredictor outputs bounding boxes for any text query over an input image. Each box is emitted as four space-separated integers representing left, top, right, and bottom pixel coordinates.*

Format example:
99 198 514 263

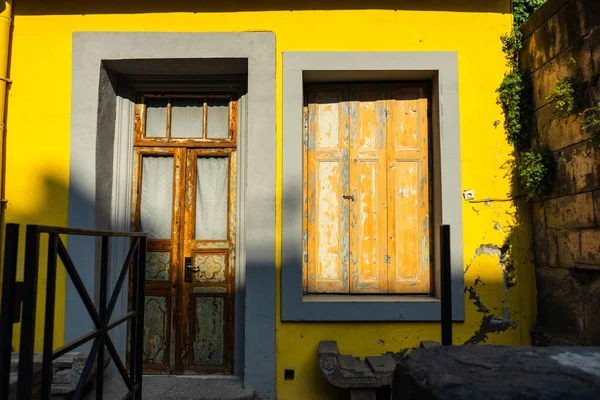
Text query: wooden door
304 83 431 294
131 89 239 374
181 148 236 374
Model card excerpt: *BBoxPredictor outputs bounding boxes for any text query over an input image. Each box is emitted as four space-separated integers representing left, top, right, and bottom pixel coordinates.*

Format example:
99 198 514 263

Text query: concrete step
96 375 256 400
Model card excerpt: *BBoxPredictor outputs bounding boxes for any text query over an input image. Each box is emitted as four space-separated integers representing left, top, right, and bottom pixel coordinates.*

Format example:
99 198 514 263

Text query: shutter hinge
304 254 308 263
384 255 391 264
427 109 432 119
384 109 390 118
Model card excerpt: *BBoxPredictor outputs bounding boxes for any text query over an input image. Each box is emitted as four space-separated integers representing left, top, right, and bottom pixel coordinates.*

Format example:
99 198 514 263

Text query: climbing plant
518 147 554 200
546 79 578 117
545 58 582 118
581 103 600 147
513 0 547 27
495 0 551 200
497 30 532 149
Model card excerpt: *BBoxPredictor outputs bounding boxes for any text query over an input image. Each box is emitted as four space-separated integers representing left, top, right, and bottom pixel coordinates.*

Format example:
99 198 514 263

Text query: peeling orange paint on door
305 83 431 294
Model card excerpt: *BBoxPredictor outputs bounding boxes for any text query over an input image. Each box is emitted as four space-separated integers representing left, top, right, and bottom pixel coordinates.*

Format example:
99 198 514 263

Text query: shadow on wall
5 175 134 362
464 152 535 345
15 0 511 15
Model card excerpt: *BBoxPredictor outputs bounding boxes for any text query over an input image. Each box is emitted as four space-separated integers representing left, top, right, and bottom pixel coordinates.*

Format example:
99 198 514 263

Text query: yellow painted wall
4 1 536 399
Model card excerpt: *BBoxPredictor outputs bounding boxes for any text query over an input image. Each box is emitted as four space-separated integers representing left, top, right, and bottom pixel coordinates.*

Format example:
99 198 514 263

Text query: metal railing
440 224 452 345
0 224 147 400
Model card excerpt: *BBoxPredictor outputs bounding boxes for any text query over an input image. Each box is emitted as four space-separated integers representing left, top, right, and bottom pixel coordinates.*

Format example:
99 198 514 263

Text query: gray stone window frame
282 51 465 322
68 32 276 399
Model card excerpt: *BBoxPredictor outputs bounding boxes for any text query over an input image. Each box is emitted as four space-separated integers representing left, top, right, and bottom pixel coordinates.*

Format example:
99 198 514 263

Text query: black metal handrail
0 224 147 400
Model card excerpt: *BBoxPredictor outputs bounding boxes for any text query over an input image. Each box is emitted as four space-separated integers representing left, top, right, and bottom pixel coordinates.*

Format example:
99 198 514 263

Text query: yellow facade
4 1 536 398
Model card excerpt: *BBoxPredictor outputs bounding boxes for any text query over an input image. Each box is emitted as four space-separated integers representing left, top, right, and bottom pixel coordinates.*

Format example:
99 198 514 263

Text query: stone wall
520 0 600 346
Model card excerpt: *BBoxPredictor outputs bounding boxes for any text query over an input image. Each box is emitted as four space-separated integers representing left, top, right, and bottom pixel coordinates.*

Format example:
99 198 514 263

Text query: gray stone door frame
67 32 276 399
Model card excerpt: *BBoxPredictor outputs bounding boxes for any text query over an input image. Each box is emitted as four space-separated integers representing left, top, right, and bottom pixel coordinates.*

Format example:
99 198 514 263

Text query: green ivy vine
513 0 547 27
519 147 554 200
545 58 582 118
496 0 552 200
497 30 531 149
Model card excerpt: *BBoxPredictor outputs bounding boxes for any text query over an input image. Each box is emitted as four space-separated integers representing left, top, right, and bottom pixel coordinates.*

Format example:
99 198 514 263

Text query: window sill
302 294 440 303
281 290 464 322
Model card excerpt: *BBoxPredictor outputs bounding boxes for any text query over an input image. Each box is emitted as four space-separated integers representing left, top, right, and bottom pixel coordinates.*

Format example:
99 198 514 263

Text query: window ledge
282 290 463 322
302 294 440 303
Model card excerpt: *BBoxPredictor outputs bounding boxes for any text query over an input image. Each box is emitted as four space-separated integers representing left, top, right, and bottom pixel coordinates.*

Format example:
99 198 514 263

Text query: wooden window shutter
304 83 431 295
348 85 389 294
386 85 431 293
305 85 350 293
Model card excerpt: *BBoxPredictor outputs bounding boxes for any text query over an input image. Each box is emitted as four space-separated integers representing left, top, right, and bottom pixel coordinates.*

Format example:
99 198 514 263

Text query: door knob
185 257 199 282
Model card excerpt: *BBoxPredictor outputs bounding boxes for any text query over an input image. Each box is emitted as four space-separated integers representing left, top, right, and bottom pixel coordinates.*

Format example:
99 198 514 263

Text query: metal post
18 225 41 399
41 233 59 399
129 241 140 385
96 236 109 400
441 225 452 346
0 223 19 399
134 236 146 399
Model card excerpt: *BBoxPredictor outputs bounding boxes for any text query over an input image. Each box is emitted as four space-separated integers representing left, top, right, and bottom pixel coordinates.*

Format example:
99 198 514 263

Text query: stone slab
394 345 600 400
545 192 595 229
91 375 255 400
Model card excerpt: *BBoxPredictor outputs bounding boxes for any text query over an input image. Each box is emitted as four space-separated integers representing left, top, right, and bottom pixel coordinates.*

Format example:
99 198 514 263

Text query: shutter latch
384 255 391 264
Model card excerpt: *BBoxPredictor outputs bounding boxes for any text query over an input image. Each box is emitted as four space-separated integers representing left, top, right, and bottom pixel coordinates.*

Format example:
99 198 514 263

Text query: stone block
547 229 560 267
545 192 595 229
535 266 587 343
552 141 600 196
536 105 587 152
531 36 594 111
521 0 600 73
557 229 580 267
590 27 600 86
520 0 570 39
580 229 600 266
594 190 600 227
585 277 600 346
532 202 545 230
394 345 600 400
533 230 548 266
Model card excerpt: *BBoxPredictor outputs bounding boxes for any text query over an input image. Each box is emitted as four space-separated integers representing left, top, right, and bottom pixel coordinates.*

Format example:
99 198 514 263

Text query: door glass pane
145 98 168 138
141 156 173 239
171 98 204 138
206 99 230 139
195 157 228 240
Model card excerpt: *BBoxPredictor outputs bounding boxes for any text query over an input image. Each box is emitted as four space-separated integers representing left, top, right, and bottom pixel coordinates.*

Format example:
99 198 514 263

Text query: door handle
343 194 355 202
184 257 199 282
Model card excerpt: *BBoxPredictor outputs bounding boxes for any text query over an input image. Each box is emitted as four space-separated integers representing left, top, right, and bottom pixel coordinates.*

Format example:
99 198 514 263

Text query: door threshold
143 374 241 380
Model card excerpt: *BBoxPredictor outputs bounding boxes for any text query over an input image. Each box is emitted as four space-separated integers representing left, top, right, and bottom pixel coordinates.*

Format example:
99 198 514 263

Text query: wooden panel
349 86 388 293
143 295 171 367
306 85 350 293
146 252 171 281
191 296 226 366
386 84 431 293
193 253 227 283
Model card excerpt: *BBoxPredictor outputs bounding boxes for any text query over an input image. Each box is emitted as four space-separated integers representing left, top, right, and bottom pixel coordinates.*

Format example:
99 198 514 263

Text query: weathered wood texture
132 89 238 374
520 0 600 346
304 83 431 294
